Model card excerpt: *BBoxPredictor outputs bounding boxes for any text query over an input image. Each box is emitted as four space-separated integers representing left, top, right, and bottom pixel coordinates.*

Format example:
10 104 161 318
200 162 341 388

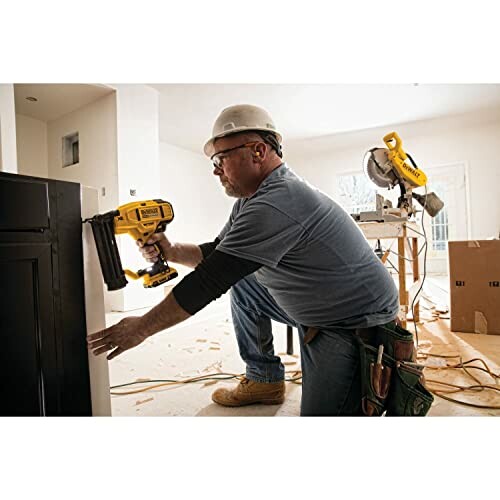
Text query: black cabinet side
50 180 92 416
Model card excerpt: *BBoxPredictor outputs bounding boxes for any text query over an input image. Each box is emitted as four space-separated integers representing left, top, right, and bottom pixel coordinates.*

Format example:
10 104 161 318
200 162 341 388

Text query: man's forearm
139 291 191 338
163 241 203 268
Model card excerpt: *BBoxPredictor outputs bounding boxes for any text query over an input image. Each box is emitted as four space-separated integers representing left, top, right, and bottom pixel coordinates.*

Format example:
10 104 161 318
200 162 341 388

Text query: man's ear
254 142 266 160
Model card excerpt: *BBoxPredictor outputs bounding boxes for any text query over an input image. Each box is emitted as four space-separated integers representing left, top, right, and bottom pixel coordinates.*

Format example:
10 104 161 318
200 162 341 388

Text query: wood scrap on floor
203 361 223 373
422 356 449 367
135 397 154 406
202 380 218 387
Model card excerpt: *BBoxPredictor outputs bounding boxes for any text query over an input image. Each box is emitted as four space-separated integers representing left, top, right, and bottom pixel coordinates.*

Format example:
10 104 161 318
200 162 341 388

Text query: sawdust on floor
106 290 500 417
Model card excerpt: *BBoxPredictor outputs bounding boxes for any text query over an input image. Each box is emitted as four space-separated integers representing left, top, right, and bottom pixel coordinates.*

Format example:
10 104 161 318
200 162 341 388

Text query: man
88 104 399 416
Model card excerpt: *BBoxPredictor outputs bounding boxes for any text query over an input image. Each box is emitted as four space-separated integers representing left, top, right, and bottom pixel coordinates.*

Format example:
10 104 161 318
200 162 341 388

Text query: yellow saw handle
383 131 405 156
383 131 427 187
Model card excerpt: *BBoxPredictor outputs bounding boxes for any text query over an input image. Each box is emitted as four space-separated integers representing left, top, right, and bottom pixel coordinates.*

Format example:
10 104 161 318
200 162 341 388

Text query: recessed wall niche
62 132 79 167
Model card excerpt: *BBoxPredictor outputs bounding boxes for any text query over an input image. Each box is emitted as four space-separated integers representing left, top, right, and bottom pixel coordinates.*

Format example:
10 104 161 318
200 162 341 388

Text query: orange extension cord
419 353 500 410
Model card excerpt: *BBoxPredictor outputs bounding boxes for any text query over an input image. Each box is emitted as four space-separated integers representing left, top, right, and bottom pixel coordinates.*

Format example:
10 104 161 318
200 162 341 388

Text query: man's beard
222 181 244 198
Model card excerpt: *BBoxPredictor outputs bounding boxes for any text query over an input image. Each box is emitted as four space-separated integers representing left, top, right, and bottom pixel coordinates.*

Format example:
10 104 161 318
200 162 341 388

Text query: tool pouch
385 360 434 416
356 323 433 416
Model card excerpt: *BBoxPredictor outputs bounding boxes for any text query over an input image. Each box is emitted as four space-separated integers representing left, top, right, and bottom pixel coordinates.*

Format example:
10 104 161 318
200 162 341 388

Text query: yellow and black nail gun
84 199 178 291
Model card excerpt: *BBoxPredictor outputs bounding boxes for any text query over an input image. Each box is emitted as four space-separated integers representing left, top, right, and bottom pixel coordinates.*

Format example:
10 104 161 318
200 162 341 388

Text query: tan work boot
212 377 285 407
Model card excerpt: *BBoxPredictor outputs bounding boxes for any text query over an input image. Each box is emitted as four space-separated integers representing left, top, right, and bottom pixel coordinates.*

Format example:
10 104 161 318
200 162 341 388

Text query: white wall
159 142 234 280
114 85 161 202
112 84 165 311
47 92 119 212
287 109 500 240
0 84 18 173
45 84 177 312
46 91 119 312
15 114 48 178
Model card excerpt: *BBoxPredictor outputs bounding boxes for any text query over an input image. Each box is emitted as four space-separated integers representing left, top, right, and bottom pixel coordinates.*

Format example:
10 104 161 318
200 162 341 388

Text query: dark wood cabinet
0 172 92 416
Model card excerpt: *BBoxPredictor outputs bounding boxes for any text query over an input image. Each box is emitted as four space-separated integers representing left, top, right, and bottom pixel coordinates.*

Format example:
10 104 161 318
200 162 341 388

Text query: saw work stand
358 220 421 328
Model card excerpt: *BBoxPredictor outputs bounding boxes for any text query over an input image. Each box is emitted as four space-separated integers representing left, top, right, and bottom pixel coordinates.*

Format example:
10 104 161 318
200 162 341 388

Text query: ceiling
151 84 500 155
14 84 114 122
13 83 500 156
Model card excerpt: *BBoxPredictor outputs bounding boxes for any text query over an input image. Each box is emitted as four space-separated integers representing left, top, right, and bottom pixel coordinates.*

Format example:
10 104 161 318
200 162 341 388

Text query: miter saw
353 132 444 222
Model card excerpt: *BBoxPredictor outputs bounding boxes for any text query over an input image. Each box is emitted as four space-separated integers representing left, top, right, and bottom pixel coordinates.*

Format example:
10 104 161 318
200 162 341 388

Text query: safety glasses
210 141 260 170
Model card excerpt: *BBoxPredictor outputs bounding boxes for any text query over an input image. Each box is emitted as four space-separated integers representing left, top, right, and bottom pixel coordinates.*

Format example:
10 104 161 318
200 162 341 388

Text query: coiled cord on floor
110 370 303 396
110 354 499 411
419 352 500 410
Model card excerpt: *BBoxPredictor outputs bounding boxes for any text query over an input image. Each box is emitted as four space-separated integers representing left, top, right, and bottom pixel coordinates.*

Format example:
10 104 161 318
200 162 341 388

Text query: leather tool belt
355 322 434 416
303 322 434 416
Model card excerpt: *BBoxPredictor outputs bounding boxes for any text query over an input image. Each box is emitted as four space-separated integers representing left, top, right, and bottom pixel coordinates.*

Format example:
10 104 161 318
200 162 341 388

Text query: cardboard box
448 240 500 335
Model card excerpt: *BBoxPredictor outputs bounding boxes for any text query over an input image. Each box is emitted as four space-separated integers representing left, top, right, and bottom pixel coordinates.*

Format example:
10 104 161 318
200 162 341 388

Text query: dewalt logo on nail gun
140 207 161 219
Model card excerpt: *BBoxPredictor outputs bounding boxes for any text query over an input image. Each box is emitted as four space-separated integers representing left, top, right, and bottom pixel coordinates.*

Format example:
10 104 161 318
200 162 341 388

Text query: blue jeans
230 274 362 416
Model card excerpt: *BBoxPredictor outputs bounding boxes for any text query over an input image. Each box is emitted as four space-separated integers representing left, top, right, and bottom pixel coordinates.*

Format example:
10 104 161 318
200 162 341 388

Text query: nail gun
84 199 178 291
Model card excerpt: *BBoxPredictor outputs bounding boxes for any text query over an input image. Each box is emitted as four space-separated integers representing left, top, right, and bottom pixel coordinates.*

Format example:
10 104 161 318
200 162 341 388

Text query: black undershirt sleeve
198 237 220 259
172 249 262 315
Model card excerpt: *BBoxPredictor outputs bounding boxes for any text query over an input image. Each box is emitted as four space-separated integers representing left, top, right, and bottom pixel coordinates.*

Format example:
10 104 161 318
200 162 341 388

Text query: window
337 173 377 214
431 201 449 251
428 180 449 252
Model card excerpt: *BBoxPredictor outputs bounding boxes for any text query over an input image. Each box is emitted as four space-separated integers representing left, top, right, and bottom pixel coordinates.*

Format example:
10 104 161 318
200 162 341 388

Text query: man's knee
230 275 260 309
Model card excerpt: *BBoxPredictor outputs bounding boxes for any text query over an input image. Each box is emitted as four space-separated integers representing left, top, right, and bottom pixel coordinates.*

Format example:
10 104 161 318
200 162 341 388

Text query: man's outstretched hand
87 316 148 360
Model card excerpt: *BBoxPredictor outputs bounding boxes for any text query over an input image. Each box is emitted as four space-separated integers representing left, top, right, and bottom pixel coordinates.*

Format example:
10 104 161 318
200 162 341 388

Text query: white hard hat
203 104 282 157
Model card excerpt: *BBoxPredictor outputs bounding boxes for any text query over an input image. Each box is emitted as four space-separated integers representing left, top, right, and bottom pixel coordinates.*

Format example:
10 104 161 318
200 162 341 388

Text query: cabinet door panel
0 177 50 230
0 243 59 416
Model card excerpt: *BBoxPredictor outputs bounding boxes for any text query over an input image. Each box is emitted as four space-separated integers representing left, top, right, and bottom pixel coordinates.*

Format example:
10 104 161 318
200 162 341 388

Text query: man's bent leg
230 274 297 383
